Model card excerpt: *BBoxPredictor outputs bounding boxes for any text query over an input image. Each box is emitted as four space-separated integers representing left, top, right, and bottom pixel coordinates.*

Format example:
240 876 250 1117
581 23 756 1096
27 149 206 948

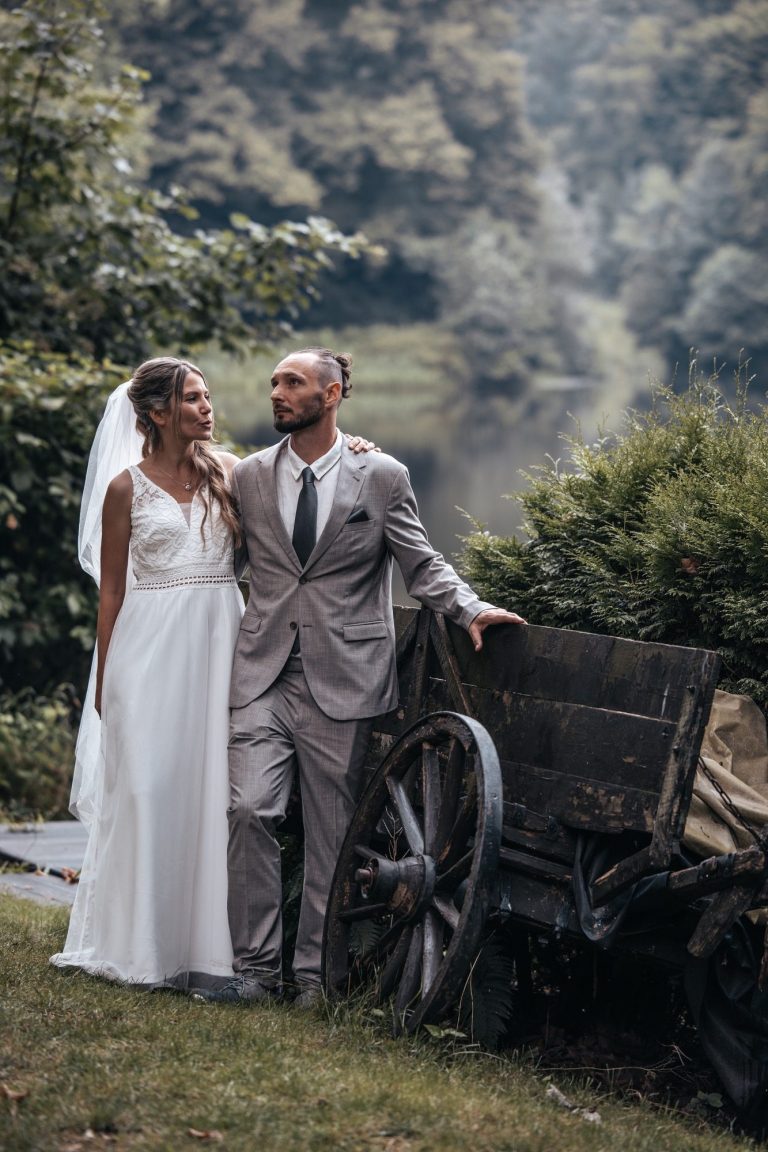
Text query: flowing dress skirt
51 580 243 987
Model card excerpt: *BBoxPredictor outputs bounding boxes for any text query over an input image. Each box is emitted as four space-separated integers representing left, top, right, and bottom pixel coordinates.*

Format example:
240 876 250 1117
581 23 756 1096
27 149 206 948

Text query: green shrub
460 361 768 709
0 686 76 820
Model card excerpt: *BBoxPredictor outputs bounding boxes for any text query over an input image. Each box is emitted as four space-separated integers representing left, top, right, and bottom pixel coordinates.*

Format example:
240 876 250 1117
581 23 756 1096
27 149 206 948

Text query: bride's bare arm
95 470 132 715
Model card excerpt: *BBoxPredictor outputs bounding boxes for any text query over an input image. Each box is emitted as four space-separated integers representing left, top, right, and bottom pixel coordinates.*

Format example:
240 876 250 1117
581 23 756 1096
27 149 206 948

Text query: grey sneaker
293 985 323 1010
191 974 280 1004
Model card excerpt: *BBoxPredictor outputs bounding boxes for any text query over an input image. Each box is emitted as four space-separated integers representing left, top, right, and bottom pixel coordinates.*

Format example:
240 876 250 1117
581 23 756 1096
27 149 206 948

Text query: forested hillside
520 0 768 384
112 0 768 399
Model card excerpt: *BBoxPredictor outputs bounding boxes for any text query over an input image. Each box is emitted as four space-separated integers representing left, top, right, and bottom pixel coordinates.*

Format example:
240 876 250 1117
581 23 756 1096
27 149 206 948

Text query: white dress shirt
276 429 343 543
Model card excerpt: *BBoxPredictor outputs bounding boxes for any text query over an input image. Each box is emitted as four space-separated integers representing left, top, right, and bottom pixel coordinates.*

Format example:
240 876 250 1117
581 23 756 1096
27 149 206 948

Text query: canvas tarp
684 689 768 858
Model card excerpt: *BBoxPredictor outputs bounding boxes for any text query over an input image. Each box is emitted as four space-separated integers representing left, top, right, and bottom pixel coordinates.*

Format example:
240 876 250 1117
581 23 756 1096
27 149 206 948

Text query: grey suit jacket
230 437 492 720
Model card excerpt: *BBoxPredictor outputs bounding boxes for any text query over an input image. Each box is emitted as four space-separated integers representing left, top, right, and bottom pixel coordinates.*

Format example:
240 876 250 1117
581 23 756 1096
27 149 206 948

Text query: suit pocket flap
240 612 262 634
343 621 388 642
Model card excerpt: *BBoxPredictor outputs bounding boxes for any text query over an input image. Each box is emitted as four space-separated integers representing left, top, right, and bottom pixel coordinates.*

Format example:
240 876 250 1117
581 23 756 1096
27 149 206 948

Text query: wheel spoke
394 922 423 1027
432 894 460 931
377 923 412 1000
336 901 391 923
363 917 406 964
421 908 444 996
353 843 390 862
437 763 477 871
435 849 474 892
387 777 424 855
433 740 466 857
421 743 441 855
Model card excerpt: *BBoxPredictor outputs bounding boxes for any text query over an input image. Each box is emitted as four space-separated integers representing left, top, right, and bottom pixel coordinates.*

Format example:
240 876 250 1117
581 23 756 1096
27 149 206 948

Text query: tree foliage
0 0 373 365
460 360 768 709
521 0 768 379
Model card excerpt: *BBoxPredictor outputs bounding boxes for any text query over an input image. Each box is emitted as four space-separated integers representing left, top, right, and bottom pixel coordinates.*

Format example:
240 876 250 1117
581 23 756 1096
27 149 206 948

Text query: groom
208 347 525 1006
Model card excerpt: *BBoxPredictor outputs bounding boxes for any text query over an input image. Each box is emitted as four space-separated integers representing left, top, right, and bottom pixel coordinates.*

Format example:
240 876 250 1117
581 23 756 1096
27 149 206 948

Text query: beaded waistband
134 571 237 591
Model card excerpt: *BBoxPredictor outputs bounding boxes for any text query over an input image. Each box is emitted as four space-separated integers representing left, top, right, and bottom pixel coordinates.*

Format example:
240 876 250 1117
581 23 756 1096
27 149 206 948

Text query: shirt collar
286 429 343 481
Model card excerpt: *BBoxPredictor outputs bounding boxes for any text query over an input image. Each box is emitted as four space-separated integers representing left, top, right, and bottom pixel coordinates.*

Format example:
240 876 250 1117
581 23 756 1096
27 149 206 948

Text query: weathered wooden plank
429 612 473 715
498 845 572 884
687 886 758 958
443 617 719 724
394 605 419 660
428 681 676 793
393 604 419 640
648 670 718 865
500 759 658 833
500 818 578 864
403 605 433 727
589 845 655 903
377 705 670 830
667 847 768 898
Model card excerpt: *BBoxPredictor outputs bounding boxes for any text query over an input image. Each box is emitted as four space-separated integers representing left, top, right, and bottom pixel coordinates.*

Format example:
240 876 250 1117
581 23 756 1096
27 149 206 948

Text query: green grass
0 896 759 1151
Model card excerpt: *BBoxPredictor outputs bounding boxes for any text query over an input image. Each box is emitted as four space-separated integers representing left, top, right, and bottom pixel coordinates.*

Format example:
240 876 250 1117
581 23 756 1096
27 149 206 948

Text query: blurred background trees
113 0 572 398
111 0 768 398
520 0 768 378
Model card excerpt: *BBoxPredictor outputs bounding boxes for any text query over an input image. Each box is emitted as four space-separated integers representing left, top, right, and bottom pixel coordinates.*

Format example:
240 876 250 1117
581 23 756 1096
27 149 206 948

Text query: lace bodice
129 466 235 588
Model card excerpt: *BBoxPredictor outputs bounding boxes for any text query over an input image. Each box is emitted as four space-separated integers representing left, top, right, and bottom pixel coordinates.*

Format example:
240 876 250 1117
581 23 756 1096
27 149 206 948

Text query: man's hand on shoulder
469 608 527 653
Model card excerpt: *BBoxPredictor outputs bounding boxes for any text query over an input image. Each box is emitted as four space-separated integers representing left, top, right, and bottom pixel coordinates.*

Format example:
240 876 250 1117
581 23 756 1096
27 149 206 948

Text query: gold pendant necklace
152 463 195 492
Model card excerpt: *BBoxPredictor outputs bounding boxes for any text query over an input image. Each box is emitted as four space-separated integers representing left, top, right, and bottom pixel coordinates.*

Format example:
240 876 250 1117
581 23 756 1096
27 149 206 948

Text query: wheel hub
355 854 436 920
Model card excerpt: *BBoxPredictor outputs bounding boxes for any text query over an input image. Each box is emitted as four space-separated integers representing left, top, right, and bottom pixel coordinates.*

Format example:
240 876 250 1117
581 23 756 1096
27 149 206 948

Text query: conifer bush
460 363 768 709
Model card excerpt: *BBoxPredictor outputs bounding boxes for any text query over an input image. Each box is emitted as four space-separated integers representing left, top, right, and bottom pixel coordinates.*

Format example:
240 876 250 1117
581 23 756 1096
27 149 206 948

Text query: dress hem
49 953 234 989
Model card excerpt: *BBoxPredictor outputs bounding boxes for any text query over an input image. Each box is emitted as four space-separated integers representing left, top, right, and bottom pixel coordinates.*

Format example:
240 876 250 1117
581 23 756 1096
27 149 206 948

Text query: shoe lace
222 973 248 994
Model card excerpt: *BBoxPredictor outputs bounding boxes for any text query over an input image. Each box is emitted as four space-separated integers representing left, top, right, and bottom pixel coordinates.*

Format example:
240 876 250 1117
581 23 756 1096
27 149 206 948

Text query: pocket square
347 507 370 523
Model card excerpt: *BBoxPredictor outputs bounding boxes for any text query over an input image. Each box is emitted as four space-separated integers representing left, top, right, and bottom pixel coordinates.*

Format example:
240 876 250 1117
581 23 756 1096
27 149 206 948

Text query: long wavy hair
127 357 241 544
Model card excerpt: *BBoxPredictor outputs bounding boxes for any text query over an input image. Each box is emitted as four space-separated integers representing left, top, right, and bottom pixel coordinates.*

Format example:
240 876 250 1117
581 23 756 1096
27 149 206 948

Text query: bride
51 357 244 988
50 356 371 989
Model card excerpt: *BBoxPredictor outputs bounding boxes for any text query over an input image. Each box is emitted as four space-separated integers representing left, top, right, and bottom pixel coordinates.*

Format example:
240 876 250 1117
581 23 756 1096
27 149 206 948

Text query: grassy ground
0 896 758 1152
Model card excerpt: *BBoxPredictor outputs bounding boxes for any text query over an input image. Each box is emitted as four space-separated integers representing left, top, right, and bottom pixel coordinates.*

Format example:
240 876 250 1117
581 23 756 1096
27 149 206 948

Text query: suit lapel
306 452 366 570
251 439 301 570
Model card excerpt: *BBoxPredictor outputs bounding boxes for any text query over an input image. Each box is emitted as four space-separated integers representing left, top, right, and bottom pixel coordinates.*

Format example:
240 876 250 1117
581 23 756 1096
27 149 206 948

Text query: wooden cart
322 607 768 1124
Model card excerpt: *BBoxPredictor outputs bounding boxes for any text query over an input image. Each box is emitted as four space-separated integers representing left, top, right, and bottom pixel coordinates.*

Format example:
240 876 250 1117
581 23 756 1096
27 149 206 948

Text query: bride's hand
345 435 381 454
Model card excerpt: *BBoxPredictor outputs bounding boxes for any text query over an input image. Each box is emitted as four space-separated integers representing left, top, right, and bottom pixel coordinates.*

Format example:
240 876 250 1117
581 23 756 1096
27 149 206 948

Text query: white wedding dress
51 466 243 987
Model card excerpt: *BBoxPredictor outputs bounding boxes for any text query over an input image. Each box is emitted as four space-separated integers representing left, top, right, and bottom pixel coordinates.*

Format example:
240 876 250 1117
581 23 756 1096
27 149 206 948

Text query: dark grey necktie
292 466 317 568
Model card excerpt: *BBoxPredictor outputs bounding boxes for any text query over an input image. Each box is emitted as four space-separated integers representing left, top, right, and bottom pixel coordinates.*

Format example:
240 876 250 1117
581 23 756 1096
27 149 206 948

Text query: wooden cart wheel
322 711 502 1034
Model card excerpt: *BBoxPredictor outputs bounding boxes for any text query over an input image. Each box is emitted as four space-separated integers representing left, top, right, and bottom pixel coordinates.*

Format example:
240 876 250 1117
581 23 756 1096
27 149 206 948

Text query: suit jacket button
299 576 307 585
289 621 298 630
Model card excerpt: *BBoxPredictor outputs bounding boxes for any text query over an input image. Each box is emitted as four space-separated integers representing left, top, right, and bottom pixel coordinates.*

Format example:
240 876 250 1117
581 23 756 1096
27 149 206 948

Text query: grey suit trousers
226 656 373 987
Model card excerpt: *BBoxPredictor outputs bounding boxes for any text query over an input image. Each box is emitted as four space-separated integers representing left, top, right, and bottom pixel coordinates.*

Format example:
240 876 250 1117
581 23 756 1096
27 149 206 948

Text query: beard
273 396 325 433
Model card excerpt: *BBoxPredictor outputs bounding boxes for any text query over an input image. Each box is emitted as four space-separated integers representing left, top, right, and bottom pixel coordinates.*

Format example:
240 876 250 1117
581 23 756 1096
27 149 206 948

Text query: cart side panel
444 619 717 725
